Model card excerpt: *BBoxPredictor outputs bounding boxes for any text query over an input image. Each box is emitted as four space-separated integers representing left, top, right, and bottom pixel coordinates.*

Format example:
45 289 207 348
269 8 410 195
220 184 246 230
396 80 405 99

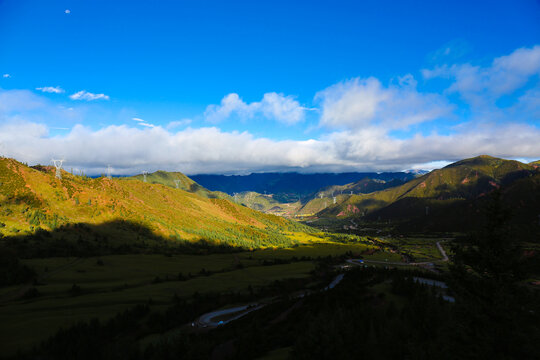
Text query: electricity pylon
52 159 64 179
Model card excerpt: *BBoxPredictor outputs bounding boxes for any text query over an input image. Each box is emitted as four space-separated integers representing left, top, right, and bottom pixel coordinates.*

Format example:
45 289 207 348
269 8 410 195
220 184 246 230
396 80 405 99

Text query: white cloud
422 45 540 106
2 74 11 78
204 93 246 122
315 76 452 130
397 74 418 88
167 119 192 129
258 92 305 124
316 77 388 128
131 117 155 128
204 92 305 125
36 86 65 94
65 9 71 14
70 90 110 101
0 120 539 175
410 160 452 171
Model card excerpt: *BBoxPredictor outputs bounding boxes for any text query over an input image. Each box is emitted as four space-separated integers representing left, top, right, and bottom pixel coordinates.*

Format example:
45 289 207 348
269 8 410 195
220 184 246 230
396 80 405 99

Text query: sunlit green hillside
127 170 230 200
298 177 407 215
0 158 313 253
233 191 302 216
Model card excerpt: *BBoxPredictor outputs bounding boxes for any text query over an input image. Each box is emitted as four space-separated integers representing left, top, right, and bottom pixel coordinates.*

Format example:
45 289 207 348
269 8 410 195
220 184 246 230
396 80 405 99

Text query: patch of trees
186 225 299 249
325 232 372 244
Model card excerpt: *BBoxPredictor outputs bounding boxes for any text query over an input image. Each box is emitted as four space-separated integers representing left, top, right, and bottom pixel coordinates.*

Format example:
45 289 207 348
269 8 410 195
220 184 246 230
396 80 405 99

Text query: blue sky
0 0 539 174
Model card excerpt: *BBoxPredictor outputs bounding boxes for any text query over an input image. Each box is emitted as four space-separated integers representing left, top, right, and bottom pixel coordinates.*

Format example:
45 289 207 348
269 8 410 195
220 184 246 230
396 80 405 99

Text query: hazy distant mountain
191 172 416 202
405 169 430 175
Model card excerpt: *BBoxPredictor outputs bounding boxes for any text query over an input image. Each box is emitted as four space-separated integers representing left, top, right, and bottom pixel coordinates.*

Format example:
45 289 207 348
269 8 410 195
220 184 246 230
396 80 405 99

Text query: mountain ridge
307 155 539 238
190 171 416 202
127 170 231 200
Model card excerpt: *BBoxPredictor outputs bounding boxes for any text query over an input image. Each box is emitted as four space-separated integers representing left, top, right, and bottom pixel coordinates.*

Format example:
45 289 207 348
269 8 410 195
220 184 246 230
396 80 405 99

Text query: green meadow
0 242 374 355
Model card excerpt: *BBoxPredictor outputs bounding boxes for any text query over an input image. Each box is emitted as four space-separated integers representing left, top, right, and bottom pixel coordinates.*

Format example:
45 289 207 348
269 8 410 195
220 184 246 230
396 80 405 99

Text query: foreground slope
0 158 310 254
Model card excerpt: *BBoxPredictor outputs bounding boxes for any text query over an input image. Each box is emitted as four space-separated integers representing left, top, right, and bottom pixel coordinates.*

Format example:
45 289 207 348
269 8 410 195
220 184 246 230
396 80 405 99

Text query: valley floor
0 242 372 355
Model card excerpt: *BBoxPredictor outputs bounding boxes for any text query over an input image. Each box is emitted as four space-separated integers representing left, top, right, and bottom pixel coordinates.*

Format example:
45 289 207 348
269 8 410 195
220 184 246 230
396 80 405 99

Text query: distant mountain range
190 172 417 202
405 169 430 175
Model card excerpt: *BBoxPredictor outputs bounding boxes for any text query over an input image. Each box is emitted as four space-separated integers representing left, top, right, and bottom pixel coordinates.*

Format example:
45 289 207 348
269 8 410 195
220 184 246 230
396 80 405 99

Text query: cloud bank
1 45 539 175
0 121 538 175
315 76 452 130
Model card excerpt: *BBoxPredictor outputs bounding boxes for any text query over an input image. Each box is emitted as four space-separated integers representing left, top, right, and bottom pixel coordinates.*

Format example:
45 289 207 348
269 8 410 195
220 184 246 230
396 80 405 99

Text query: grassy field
385 237 450 262
0 241 378 356
1 258 314 355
